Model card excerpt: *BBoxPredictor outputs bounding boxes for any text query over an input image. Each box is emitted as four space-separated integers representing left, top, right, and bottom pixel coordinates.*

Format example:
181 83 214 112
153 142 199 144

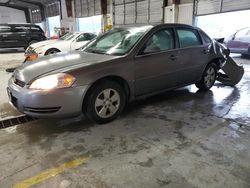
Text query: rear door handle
202 49 210 54
169 54 178 60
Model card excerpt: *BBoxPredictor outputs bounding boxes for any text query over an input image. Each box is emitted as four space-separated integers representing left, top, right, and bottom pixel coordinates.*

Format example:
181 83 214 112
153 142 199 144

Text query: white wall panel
178 3 193 25
149 0 163 23
114 4 125 24
74 0 102 18
195 0 250 16
136 0 148 24
0 6 26 23
125 2 136 24
113 0 163 26
196 0 220 15
222 0 250 12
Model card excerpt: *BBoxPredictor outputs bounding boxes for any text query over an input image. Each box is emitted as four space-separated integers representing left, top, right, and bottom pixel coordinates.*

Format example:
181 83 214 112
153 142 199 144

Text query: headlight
29 73 76 90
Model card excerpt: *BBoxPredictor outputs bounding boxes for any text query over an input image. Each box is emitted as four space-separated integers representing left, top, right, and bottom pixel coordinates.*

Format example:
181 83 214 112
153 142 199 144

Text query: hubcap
204 67 216 88
95 89 120 118
49 51 56 54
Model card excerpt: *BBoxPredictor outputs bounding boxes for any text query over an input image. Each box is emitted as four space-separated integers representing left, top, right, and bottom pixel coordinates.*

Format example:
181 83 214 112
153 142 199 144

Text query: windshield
60 33 77 41
84 26 152 56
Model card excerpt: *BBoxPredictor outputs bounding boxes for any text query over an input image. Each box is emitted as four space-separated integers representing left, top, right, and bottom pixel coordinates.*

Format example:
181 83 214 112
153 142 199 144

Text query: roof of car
114 23 196 30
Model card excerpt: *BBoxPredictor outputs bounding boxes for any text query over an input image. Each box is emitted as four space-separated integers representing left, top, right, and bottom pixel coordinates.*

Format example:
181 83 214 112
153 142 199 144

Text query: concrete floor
0 51 250 188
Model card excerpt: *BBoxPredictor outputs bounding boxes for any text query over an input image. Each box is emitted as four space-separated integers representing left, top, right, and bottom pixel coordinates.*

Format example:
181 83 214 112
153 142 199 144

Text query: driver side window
140 28 175 55
76 34 88 42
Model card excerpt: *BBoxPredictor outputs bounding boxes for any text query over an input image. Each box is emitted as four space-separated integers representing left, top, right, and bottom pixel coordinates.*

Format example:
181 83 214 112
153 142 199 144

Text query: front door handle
169 54 178 60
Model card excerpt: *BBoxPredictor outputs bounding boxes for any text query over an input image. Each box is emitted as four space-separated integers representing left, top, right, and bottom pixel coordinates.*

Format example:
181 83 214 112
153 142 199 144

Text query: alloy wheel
94 88 120 118
204 67 216 88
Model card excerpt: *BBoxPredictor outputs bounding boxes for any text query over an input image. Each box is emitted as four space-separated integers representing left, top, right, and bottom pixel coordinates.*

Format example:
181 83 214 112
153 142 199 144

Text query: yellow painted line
12 154 90 188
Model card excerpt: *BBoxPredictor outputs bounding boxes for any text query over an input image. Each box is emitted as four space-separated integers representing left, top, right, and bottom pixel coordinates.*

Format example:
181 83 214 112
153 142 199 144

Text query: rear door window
177 28 202 48
199 30 212 44
76 34 88 42
30 26 43 32
235 28 249 38
84 33 96 40
13 26 29 32
245 29 250 36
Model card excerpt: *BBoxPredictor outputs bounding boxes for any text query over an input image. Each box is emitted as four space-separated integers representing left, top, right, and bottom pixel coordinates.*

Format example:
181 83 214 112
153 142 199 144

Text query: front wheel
195 63 218 91
45 48 60 55
85 80 126 124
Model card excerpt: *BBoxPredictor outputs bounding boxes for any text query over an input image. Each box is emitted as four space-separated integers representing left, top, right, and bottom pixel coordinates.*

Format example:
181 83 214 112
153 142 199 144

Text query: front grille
24 107 61 114
14 78 25 88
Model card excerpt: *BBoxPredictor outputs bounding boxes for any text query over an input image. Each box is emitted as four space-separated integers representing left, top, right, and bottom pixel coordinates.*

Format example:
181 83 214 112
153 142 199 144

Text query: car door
71 33 92 50
227 28 250 51
134 27 182 96
236 28 250 49
11 25 29 47
0 25 12 48
175 27 210 84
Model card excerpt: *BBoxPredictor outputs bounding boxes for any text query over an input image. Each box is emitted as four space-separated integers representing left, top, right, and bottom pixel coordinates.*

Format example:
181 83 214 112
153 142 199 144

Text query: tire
85 80 126 124
45 48 60 56
195 63 218 91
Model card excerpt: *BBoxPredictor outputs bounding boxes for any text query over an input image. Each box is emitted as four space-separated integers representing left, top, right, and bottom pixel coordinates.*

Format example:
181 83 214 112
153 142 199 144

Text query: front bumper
7 77 89 118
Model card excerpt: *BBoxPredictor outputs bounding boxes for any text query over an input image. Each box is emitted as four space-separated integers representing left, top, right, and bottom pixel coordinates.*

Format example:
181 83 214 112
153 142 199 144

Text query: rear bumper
7 77 89 118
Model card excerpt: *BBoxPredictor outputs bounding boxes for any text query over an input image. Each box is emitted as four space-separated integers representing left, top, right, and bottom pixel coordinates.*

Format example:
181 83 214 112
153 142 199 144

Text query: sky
196 10 250 38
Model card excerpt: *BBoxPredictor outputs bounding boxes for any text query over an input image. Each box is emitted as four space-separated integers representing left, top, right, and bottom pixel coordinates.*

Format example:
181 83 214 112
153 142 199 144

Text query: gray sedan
7 24 227 124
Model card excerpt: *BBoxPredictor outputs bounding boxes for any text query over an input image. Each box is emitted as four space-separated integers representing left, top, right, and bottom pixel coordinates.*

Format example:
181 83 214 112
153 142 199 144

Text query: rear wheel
85 80 126 124
45 48 60 55
195 63 218 91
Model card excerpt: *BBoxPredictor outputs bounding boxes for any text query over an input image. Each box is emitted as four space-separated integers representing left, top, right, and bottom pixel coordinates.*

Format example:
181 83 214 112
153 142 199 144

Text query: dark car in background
0 23 46 49
225 27 250 56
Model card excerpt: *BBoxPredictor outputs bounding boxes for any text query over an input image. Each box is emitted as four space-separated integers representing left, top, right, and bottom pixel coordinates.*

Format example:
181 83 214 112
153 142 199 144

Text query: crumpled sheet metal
217 56 244 86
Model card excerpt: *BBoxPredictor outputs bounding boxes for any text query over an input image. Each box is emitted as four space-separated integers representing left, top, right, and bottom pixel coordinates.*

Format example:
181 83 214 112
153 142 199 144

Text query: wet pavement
0 53 250 188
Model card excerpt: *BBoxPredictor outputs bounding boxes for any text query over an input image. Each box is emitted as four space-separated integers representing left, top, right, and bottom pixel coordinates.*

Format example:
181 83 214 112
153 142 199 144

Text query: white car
25 32 96 57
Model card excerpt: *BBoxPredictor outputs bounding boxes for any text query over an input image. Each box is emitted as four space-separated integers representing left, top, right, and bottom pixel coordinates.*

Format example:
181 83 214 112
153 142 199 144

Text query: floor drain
0 115 37 129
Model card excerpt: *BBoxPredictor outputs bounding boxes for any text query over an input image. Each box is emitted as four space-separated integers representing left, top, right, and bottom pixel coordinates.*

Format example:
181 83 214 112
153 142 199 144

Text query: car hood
30 39 59 49
14 51 118 84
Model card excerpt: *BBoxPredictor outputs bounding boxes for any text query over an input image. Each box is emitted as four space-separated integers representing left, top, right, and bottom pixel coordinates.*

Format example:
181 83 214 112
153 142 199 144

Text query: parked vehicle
8 24 228 124
225 27 250 56
25 32 96 60
0 23 46 49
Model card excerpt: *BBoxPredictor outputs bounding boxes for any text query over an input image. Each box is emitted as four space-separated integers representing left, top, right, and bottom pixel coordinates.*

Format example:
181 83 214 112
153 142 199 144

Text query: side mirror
215 38 224 43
